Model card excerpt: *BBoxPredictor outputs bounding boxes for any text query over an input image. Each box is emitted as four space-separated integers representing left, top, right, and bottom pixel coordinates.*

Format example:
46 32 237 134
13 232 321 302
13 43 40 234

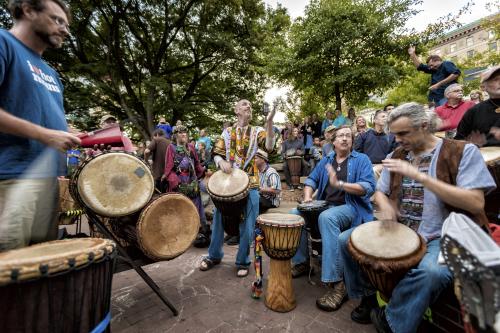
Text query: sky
262 0 496 119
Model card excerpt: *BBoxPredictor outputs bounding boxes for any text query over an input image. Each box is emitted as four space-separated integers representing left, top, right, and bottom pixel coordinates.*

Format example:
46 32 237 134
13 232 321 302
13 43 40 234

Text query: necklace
335 157 348 172
489 99 500 113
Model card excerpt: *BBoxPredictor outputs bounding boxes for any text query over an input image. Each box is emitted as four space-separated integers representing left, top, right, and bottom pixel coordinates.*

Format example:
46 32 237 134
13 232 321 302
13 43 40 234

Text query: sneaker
316 281 347 312
291 262 311 278
371 307 393 333
289 188 295 192
351 294 377 324
225 235 239 246
297 185 303 190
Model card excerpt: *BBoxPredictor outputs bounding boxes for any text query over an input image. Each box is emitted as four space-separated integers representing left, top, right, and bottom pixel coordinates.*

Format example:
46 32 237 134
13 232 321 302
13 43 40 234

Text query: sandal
236 266 249 277
316 281 347 312
199 257 221 271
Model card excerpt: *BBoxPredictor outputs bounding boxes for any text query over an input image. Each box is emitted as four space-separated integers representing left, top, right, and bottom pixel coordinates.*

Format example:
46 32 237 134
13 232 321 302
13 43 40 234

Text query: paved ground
110 242 376 333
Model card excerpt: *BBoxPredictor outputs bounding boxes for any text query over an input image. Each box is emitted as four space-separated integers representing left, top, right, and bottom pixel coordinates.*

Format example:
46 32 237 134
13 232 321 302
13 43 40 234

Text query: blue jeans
207 189 259 267
339 228 453 333
291 204 356 283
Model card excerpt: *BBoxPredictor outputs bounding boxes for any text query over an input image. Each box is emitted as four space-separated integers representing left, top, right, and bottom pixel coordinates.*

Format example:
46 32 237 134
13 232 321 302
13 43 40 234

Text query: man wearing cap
94 114 134 153
100 114 117 129
255 149 281 213
322 125 336 157
199 99 276 278
455 65 500 147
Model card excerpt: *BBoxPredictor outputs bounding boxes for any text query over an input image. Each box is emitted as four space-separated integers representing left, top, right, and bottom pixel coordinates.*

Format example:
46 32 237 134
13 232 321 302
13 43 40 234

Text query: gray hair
444 83 462 97
387 102 440 133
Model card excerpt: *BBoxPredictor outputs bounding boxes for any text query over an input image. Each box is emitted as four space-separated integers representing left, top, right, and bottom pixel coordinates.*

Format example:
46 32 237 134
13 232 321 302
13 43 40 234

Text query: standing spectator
301 116 313 154
321 110 335 135
408 45 460 106
156 117 172 139
333 109 348 127
197 141 211 168
255 149 281 213
469 89 483 104
282 127 305 191
383 104 395 112
0 0 81 250
281 121 293 141
311 113 322 138
456 65 500 147
347 107 356 125
434 84 475 138
196 128 212 152
136 142 146 158
353 116 368 137
172 119 183 133
144 129 169 192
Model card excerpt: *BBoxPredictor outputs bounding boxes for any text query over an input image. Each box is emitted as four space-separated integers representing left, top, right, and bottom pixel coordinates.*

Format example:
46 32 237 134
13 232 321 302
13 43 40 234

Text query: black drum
0 238 116 333
297 200 329 256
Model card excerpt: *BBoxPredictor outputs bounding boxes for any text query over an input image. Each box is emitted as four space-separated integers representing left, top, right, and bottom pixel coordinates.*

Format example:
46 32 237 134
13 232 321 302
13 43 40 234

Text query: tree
26 0 288 139
269 0 423 111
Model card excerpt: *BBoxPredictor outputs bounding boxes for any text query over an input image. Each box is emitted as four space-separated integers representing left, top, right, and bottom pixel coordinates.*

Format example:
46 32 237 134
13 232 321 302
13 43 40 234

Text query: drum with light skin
0 238 116 333
70 152 154 217
207 168 249 236
257 213 304 312
347 221 427 301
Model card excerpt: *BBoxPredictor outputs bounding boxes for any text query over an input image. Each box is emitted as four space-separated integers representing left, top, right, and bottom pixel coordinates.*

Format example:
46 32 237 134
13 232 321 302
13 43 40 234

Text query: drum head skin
258 213 304 228
480 147 500 166
137 194 199 260
207 168 249 197
350 221 421 259
77 153 154 217
297 200 329 212
0 238 115 284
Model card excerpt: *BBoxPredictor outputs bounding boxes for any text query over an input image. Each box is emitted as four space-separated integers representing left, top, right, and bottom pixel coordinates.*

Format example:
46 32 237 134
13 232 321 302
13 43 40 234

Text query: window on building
466 37 474 47
450 43 457 53
467 50 474 58
490 41 498 51
489 30 496 39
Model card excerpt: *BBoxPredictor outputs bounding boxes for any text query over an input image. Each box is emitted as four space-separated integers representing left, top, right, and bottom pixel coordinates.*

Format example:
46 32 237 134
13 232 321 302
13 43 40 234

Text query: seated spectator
156 117 172 139
469 89 483 104
435 83 475 138
282 127 305 191
322 125 336 157
456 65 500 147
309 137 323 171
353 116 368 137
255 149 281 213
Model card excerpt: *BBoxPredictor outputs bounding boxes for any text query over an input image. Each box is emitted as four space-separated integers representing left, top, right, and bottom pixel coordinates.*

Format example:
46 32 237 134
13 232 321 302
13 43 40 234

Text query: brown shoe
316 281 347 312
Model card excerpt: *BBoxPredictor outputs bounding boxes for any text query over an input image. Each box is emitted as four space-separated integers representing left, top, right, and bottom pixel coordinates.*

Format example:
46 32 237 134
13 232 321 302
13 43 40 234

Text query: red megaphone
77 125 124 148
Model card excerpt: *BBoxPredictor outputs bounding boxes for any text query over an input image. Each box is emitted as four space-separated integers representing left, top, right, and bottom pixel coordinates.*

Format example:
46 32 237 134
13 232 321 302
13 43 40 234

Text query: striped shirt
259 165 281 207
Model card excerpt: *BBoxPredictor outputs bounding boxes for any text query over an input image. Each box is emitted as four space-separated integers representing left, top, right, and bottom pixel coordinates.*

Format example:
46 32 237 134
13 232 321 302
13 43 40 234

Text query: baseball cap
325 124 336 133
100 114 117 124
480 65 500 83
255 149 268 162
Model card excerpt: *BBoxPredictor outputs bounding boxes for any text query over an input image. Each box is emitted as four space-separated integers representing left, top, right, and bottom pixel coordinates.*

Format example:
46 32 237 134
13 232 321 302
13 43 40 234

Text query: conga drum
207 168 249 236
257 213 305 312
297 200 329 256
70 151 154 217
347 221 427 301
0 238 116 333
286 156 302 186
480 147 500 222
109 193 200 260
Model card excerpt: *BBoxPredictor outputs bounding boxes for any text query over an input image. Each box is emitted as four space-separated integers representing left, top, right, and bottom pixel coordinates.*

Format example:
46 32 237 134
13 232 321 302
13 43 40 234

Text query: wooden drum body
110 194 199 260
257 213 304 312
207 169 249 236
480 147 500 222
0 238 116 333
70 152 154 217
286 156 302 186
347 221 427 301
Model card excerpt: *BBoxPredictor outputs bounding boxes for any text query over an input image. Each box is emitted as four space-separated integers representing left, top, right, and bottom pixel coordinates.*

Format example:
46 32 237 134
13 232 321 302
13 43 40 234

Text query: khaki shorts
0 178 59 251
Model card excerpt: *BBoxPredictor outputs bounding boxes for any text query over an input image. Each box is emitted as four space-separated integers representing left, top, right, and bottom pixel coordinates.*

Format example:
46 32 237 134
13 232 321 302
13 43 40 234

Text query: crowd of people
0 1 499 333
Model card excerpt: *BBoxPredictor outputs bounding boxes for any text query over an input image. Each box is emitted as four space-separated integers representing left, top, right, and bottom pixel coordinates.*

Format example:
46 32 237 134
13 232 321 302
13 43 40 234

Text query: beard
34 28 64 49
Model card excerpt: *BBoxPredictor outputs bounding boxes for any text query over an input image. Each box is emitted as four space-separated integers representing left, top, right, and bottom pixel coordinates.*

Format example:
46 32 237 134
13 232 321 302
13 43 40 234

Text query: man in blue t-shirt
408 45 460 106
0 0 80 251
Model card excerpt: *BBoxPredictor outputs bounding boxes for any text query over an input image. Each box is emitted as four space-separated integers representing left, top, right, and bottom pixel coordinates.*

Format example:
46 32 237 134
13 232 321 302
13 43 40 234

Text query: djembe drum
286 156 302 186
297 200 329 257
480 147 500 222
70 151 154 217
207 168 249 236
0 238 116 333
109 194 199 260
257 213 304 312
347 221 427 301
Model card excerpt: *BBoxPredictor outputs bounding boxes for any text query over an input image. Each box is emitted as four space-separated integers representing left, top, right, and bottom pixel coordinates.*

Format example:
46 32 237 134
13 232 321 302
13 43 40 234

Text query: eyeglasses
49 15 70 31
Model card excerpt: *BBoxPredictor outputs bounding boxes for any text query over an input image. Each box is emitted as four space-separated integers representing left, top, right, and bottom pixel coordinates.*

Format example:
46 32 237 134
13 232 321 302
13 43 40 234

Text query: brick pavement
110 244 376 333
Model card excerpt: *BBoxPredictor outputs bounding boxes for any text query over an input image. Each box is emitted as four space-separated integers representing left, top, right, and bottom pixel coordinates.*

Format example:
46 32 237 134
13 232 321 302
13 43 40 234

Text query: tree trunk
334 83 342 110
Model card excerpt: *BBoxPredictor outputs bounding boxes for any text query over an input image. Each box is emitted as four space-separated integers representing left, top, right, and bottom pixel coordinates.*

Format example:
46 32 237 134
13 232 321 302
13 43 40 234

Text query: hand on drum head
377 199 399 223
219 160 232 174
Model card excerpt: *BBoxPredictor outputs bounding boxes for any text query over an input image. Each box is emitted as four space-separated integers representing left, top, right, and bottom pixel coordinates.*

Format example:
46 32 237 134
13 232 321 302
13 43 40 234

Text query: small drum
297 200 329 256
257 213 304 312
0 238 116 333
286 156 302 186
109 194 199 260
480 147 500 222
347 221 427 301
70 151 154 217
207 168 249 236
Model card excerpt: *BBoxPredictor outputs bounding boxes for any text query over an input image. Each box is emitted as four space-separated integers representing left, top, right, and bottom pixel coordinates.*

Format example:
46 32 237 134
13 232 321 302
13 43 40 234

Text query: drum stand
85 210 179 316
307 232 321 285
